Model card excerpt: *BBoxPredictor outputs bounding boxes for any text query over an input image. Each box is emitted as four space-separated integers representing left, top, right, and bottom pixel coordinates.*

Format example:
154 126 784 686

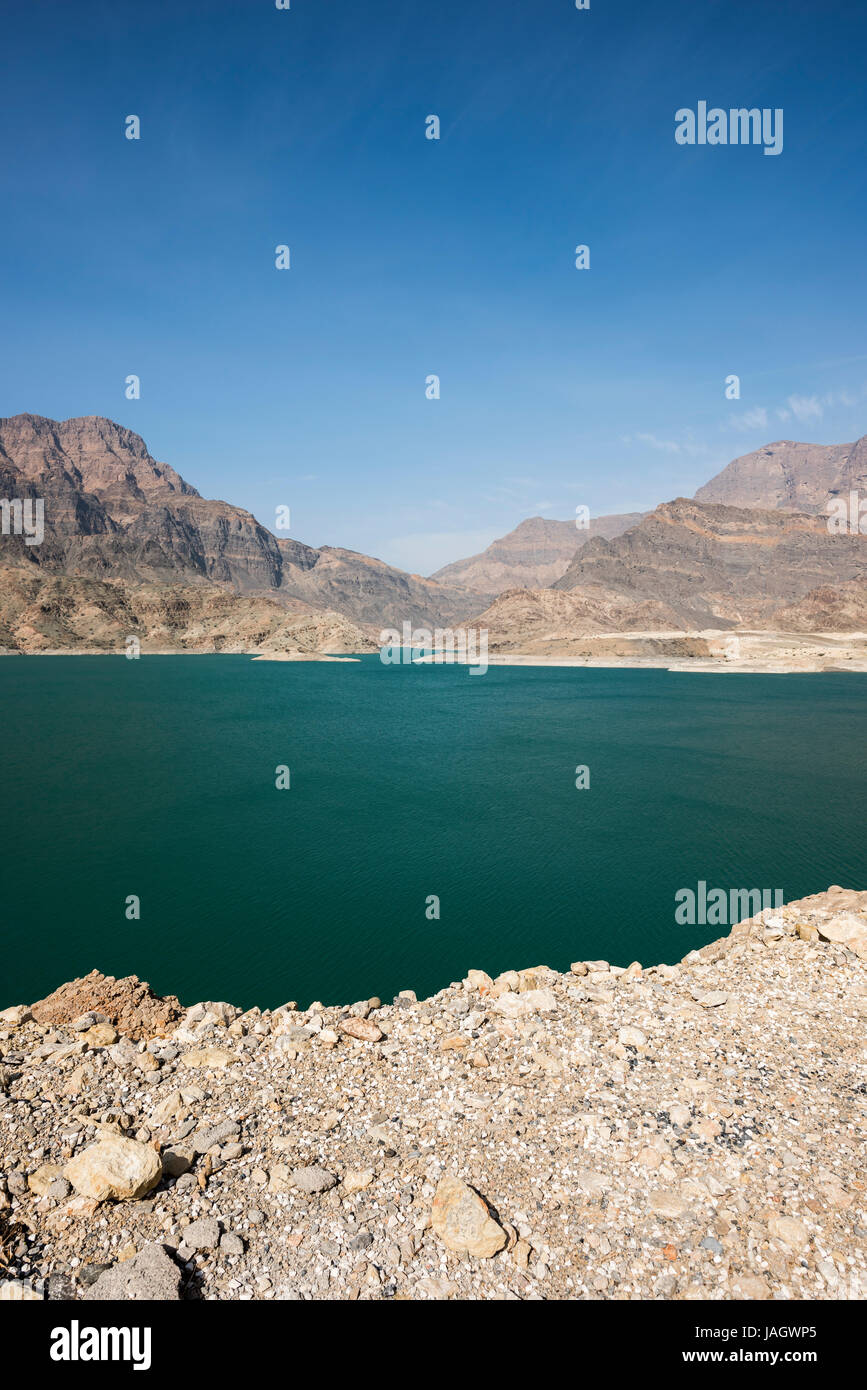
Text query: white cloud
629 431 710 457
636 432 681 453
786 394 823 423
730 407 769 431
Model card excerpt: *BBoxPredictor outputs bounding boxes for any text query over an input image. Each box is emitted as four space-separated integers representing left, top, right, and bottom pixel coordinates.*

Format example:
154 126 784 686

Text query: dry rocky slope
695 436 867 514
433 432 867 607
553 498 867 630
1 888 864 1301
431 513 645 592
5 414 867 658
0 414 483 646
0 567 376 657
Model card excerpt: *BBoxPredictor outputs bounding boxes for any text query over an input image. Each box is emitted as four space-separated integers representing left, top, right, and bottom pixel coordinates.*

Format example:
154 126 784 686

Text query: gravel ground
1 887 864 1301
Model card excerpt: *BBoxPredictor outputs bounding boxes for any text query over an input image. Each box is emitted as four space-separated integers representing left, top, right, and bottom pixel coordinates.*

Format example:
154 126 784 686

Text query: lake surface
3 656 866 1011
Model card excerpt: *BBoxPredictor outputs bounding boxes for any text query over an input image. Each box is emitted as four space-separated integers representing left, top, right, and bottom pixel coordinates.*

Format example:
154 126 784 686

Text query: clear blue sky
1 0 866 572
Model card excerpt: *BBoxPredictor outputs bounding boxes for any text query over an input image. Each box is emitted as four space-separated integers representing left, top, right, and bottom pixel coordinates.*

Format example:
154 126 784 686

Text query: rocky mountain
0 414 483 632
467 585 683 653
695 435 867 514
0 566 377 656
770 580 867 633
5 414 867 654
552 497 867 629
430 512 645 592
275 538 488 627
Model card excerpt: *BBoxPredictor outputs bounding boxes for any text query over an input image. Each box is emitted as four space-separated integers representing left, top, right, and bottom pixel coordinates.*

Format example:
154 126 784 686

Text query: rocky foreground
1 889 865 1302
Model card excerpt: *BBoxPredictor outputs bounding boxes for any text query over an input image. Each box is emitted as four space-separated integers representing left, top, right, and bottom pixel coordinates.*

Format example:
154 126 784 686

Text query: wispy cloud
729 381 866 434
623 432 710 457
729 407 769 431
786 394 823 423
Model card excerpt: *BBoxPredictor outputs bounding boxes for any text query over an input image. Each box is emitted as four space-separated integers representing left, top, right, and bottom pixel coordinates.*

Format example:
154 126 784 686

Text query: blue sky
1 0 866 573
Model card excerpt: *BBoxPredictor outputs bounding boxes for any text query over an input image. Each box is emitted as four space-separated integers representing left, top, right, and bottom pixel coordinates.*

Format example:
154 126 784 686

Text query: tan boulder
341 1168 375 1195
28 1163 65 1196
64 1136 162 1201
816 913 867 957
431 1175 506 1259
180 1047 235 1069
83 1023 118 1047
340 1017 383 1043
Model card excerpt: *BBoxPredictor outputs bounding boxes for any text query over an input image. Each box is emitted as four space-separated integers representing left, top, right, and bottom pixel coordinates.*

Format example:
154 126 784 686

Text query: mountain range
1 412 865 654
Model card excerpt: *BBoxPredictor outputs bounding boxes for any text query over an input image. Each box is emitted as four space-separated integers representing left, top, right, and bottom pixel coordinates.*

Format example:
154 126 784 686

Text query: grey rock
191 1120 240 1154
182 1217 221 1250
78 1262 111 1288
220 1233 245 1256
292 1165 338 1194
83 1244 181 1301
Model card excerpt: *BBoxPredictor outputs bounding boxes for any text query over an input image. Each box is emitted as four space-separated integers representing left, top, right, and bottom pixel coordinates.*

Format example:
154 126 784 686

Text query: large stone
340 1017 383 1043
768 1215 810 1251
191 1120 239 1154
161 1148 194 1178
430 1175 506 1259
182 1217 221 1250
28 1163 65 1196
816 913 867 957
82 1023 118 1047
180 1047 236 1069
291 1165 338 1194
64 1136 162 1201
697 992 728 1008
341 1168 375 1195
464 969 493 994
83 1243 181 1300
492 988 557 1019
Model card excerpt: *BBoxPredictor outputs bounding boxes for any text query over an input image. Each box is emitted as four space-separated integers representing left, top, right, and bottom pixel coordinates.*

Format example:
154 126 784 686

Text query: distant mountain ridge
3 413 867 653
430 512 645 592
433 432 867 597
695 437 867 513
552 495 867 628
0 414 486 631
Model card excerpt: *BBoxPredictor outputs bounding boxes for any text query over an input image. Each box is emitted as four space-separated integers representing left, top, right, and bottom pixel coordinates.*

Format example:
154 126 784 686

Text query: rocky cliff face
467 585 683 652
277 540 487 627
553 498 867 629
695 435 867 514
0 567 376 656
431 513 645 593
0 415 482 633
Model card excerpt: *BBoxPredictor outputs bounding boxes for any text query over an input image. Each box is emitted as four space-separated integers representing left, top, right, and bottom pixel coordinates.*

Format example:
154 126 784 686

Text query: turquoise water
2 656 865 1011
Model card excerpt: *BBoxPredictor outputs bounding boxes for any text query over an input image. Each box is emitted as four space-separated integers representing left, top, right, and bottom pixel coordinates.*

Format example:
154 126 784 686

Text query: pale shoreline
3 627 867 672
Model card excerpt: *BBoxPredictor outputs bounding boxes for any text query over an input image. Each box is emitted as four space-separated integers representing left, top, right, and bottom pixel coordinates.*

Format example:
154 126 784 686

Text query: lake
3 656 865 1011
